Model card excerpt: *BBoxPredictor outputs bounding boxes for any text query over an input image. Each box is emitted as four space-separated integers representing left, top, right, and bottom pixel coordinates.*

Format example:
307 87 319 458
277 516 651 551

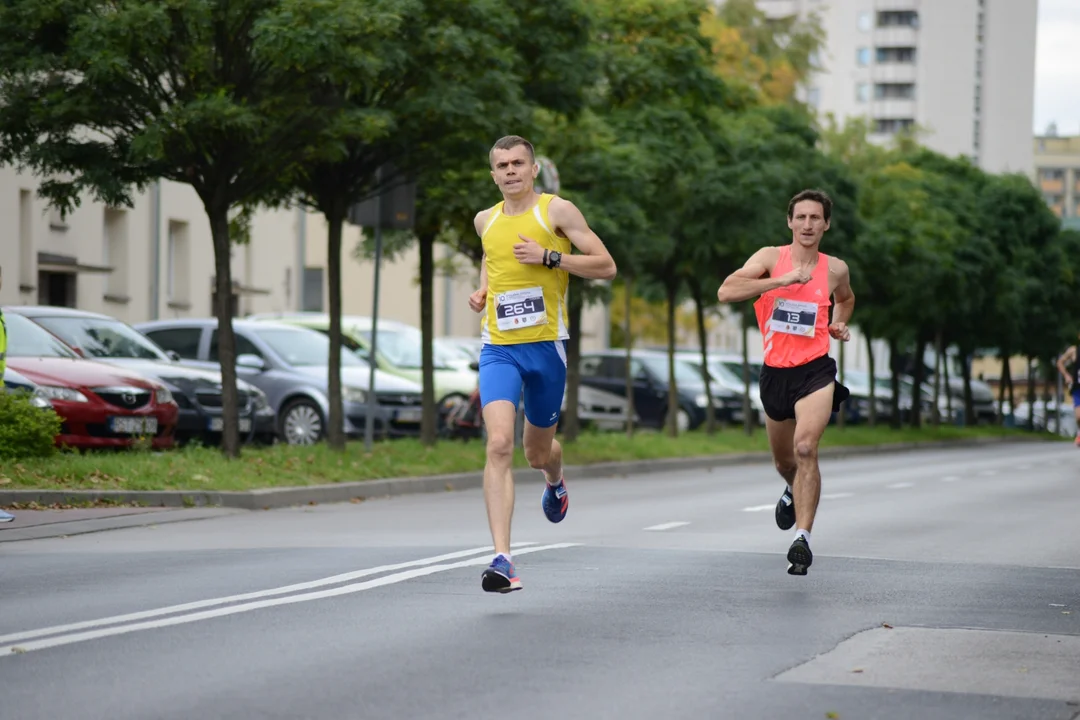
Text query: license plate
395 407 422 423
208 417 252 432
109 417 158 435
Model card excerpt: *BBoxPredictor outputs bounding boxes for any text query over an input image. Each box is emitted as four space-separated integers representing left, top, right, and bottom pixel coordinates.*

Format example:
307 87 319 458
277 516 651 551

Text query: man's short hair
489 135 535 167
787 189 833 222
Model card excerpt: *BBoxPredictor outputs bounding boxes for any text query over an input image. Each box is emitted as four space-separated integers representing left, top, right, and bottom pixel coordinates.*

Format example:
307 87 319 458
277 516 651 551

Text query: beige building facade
1034 133 1080 228
0 169 610 349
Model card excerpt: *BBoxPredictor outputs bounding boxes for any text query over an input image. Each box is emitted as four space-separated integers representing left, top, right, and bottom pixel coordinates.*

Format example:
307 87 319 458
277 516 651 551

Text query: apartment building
754 0 1039 176
1035 133 1080 230
0 168 610 348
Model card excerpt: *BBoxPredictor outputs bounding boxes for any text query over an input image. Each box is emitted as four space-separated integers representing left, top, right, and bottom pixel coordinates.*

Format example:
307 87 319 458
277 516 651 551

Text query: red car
3 310 178 450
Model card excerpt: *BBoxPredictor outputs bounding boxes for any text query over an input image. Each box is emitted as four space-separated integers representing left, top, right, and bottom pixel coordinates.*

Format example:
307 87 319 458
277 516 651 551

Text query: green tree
0 0 369 457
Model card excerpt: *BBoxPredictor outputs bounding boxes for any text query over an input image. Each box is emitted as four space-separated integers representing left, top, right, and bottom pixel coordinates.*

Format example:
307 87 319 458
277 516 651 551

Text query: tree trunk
865 333 877 426
624 276 635 438
931 330 942 427
690 278 715 434
742 303 753 436
326 206 346 451
209 206 241 458
562 276 584 443
665 277 679 438
837 335 846 429
959 344 975 426
943 338 953 425
997 353 1009 423
909 336 928 429
1006 355 1016 413
888 338 902 428
1026 356 1036 432
419 231 437 446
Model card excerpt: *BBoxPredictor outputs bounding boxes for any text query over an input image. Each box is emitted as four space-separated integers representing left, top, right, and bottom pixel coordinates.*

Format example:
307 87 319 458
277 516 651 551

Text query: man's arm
1056 346 1076 386
716 247 791 303
478 252 488 291
830 258 855 326
547 197 617 280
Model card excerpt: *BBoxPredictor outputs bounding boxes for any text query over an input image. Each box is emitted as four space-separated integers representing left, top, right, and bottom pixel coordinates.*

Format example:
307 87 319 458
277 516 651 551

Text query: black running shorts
758 353 851 422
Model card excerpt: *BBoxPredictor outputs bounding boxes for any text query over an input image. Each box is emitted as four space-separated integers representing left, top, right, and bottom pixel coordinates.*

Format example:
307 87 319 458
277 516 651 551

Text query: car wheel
280 398 325 445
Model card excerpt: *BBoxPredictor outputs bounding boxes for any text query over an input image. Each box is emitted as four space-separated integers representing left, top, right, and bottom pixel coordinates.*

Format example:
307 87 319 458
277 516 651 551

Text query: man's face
490 145 537 198
787 200 830 246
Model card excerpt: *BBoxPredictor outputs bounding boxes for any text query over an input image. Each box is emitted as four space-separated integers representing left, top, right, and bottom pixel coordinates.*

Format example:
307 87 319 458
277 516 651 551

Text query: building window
876 47 916 64
103 208 128 299
856 47 870 66
167 220 190 304
874 118 915 134
874 83 915 100
877 11 919 28
19 189 33 290
856 83 870 102
302 267 324 312
857 12 871 31
806 87 821 108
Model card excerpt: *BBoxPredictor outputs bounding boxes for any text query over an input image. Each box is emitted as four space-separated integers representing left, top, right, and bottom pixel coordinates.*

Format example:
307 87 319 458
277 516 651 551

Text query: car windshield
253 328 366 368
719 360 762 384
702 359 745 385
4 312 80 359
433 338 476 364
639 355 706 386
32 316 169 361
356 327 455 369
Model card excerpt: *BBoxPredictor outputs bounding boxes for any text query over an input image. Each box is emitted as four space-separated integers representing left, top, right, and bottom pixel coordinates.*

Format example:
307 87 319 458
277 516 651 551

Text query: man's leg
1071 392 1080 445
785 382 835 576
477 345 525 593
522 340 569 524
766 416 797 530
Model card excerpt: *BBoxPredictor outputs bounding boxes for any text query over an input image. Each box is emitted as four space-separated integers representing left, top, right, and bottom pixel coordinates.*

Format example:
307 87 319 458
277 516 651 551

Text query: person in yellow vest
0 265 13 523
469 135 617 593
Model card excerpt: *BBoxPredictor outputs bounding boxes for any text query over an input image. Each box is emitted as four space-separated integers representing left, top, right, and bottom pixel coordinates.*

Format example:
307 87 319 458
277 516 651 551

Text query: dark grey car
134 318 425 445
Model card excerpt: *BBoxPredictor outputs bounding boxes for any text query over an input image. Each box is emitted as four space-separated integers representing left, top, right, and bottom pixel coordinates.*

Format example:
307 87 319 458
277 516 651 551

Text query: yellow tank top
480 193 571 345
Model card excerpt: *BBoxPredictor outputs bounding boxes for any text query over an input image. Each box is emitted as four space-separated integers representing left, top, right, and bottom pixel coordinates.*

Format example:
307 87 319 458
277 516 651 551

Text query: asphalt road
1 440 1078 720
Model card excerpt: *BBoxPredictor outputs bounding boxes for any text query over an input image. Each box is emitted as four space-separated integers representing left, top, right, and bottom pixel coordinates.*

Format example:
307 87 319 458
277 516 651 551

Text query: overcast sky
1034 0 1080 135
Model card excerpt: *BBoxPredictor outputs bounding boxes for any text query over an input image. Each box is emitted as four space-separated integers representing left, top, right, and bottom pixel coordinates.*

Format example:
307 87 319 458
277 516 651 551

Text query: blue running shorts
478 340 568 428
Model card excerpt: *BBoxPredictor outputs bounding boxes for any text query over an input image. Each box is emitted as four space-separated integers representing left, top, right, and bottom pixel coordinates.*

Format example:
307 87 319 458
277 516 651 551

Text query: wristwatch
546 250 562 269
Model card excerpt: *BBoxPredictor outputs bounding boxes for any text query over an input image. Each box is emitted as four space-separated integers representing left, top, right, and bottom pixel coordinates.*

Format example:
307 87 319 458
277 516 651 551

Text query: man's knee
794 437 819 461
775 460 797 481
485 429 515 462
524 443 551 470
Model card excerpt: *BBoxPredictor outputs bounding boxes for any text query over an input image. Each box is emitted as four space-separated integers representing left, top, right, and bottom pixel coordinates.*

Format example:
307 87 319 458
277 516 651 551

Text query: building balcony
872 99 917 119
872 63 917 83
1041 178 1065 193
874 0 918 10
757 0 798 19
874 27 918 47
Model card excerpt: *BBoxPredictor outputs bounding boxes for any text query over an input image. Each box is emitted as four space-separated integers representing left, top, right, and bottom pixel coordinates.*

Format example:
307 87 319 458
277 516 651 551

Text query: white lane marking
0 542 539 646
644 522 690 531
1 543 581 656
742 504 775 513
887 482 914 489
820 492 854 500
941 475 959 482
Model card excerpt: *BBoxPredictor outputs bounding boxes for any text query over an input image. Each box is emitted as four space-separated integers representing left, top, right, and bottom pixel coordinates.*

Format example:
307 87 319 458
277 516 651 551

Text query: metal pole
364 169 383 451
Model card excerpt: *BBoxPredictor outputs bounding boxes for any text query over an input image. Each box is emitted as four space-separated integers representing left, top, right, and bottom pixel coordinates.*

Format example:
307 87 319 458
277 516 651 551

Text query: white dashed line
644 521 690 531
742 504 775 513
941 475 959 482
820 492 854 500
887 482 914 489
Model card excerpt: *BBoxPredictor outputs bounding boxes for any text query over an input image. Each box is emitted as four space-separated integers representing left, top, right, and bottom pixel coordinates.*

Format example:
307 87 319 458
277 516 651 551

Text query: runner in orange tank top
716 189 855 577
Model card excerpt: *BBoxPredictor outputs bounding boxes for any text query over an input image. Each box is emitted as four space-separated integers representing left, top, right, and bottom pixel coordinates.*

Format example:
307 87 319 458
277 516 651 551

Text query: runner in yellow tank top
467 135 617 594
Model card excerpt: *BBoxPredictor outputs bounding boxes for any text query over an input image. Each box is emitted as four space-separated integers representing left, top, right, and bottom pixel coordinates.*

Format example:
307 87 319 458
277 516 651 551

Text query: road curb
0 435 1050 511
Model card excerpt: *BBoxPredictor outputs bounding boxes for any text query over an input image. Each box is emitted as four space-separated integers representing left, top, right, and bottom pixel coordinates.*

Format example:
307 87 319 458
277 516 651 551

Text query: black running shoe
775 487 795 531
787 536 813 576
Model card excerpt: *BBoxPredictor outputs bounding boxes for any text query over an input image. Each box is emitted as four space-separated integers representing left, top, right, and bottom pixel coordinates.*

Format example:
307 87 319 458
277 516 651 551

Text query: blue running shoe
541 476 569 523
0 509 13 523
481 555 522 593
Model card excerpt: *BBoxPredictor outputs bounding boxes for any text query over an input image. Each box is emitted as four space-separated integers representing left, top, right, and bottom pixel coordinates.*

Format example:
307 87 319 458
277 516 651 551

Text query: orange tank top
752 246 832 368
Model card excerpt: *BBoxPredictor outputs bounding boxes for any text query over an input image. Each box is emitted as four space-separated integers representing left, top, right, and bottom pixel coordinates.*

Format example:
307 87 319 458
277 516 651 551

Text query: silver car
134 318 425 445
